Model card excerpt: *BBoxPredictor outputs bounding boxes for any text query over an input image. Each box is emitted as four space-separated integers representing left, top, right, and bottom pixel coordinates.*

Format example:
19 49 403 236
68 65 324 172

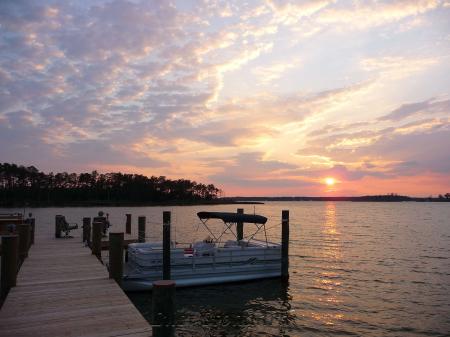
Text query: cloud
317 0 441 29
300 97 450 179
251 59 302 85
379 98 450 121
1 0 449 196
360 56 439 80
268 0 332 25
209 152 318 195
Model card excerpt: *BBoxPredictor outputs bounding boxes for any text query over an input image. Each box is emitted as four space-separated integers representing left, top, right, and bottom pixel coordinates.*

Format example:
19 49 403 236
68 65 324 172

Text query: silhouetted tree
0 163 222 206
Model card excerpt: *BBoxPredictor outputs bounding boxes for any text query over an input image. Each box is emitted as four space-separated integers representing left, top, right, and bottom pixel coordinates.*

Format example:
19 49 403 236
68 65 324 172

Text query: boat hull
123 264 281 291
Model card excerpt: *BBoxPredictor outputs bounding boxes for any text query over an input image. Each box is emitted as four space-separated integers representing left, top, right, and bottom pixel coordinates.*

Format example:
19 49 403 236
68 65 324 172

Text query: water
2 202 449 336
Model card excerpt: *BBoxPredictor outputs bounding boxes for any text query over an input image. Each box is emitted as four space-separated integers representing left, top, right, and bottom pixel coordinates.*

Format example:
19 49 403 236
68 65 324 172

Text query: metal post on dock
138 216 146 243
125 214 131 234
152 280 176 337
1 235 19 299
92 221 103 260
29 218 35 246
237 208 244 241
82 217 91 243
281 210 290 281
163 211 171 280
18 223 31 263
109 232 124 286
55 215 63 238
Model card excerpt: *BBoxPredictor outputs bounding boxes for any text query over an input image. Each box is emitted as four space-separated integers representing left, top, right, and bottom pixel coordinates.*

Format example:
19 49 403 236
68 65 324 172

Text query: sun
324 177 336 186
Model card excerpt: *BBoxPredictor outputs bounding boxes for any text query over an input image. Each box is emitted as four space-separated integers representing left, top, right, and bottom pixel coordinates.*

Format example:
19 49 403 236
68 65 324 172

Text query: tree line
0 163 222 206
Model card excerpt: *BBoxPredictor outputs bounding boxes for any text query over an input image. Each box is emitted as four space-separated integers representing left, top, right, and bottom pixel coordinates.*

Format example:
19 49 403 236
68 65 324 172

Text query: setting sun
325 177 336 186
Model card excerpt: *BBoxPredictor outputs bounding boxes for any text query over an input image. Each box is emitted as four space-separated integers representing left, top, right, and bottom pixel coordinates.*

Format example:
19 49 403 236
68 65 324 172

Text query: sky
1 0 450 197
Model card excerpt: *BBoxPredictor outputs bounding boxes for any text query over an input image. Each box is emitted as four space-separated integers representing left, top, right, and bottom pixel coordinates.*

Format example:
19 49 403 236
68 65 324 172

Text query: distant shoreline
2 195 450 208
0 200 265 208
227 196 450 203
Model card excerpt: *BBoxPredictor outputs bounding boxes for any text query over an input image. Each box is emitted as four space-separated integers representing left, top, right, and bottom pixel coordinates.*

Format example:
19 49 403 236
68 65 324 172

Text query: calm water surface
2 202 449 336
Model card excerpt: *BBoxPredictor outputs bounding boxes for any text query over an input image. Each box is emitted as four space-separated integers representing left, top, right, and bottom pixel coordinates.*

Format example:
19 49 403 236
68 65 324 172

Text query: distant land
226 194 450 203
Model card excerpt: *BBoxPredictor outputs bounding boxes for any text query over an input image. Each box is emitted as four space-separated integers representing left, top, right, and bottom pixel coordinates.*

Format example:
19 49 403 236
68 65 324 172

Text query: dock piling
163 211 171 280
82 217 91 243
237 208 244 241
29 218 35 246
138 216 146 243
91 221 103 260
281 210 290 281
55 215 63 238
18 223 31 262
126 214 131 234
152 280 176 337
109 232 124 286
1 235 19 299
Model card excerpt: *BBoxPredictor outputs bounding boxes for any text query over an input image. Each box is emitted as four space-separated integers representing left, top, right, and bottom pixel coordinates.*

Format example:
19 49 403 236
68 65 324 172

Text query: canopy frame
196 211 269 246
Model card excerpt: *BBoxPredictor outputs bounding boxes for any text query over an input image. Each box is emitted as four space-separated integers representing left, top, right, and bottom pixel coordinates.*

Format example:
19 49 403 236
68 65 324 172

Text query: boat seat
224 240 239 247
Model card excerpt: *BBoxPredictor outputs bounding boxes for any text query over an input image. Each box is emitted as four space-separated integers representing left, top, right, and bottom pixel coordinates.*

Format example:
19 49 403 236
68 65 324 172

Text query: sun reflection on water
323 202 339 236
309 202 345 326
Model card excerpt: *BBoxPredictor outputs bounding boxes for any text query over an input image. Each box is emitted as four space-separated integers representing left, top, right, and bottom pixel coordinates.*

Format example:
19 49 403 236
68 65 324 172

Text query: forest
0 163 222 206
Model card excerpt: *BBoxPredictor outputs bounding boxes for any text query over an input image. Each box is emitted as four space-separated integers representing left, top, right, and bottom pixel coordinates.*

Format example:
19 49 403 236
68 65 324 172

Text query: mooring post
1 235 19 299
29 218 35 246
237 208 244 241
138 216 146 243
55 215 63 238
109 232 124 286
281 210 290 281
82 217 91 243
152 280 176 337
126 214 131 234
92 221 103 260
18 223 31 263
163 211 171 280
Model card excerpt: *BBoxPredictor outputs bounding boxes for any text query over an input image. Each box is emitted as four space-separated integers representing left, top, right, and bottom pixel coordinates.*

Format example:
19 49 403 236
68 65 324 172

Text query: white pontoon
122 211 281 291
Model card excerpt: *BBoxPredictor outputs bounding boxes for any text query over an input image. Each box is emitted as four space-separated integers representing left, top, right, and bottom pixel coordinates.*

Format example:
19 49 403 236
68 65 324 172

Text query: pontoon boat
122 211 281 291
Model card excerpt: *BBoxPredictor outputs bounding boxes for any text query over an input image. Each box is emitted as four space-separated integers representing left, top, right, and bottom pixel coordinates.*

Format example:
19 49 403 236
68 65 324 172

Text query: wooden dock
0 230 151 336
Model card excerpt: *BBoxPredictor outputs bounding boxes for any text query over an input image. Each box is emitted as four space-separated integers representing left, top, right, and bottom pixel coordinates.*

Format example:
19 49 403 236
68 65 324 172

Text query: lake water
2 202 449 336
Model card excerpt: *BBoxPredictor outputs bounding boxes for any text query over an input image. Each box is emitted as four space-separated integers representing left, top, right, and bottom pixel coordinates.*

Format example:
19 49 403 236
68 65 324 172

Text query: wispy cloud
379 98 450 121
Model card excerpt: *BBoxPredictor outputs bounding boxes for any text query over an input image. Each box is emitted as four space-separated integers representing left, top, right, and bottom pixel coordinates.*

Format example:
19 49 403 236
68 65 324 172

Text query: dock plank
0 233 151 336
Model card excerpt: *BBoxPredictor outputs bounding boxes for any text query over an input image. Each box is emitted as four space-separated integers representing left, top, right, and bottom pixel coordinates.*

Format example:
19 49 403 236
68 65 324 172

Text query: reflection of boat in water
123 211 281 291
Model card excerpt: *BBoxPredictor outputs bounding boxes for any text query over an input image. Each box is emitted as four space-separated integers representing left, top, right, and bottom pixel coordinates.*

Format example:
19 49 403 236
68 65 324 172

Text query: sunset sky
1 0 449 196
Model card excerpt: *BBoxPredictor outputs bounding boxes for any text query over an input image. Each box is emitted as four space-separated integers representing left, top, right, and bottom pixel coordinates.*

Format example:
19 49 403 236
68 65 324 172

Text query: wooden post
1 235 18 298
237 208 244 241
55 215 63 238
152 280 176 337
138 216 146 243
109 232 124 286
29 218 35 246
163 211 171 280
18 223 31 262
93 216 107 237
92 221 103 259
281 210 289 281
126 214 131 234
82 217 91 243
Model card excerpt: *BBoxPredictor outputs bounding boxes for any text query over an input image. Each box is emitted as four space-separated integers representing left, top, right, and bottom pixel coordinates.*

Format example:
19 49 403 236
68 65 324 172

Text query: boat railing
128 244 281 273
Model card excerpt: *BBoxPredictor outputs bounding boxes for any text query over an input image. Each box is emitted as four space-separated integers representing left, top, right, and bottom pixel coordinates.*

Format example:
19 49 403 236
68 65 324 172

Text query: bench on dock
61 219 78 237
55 215 78 238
